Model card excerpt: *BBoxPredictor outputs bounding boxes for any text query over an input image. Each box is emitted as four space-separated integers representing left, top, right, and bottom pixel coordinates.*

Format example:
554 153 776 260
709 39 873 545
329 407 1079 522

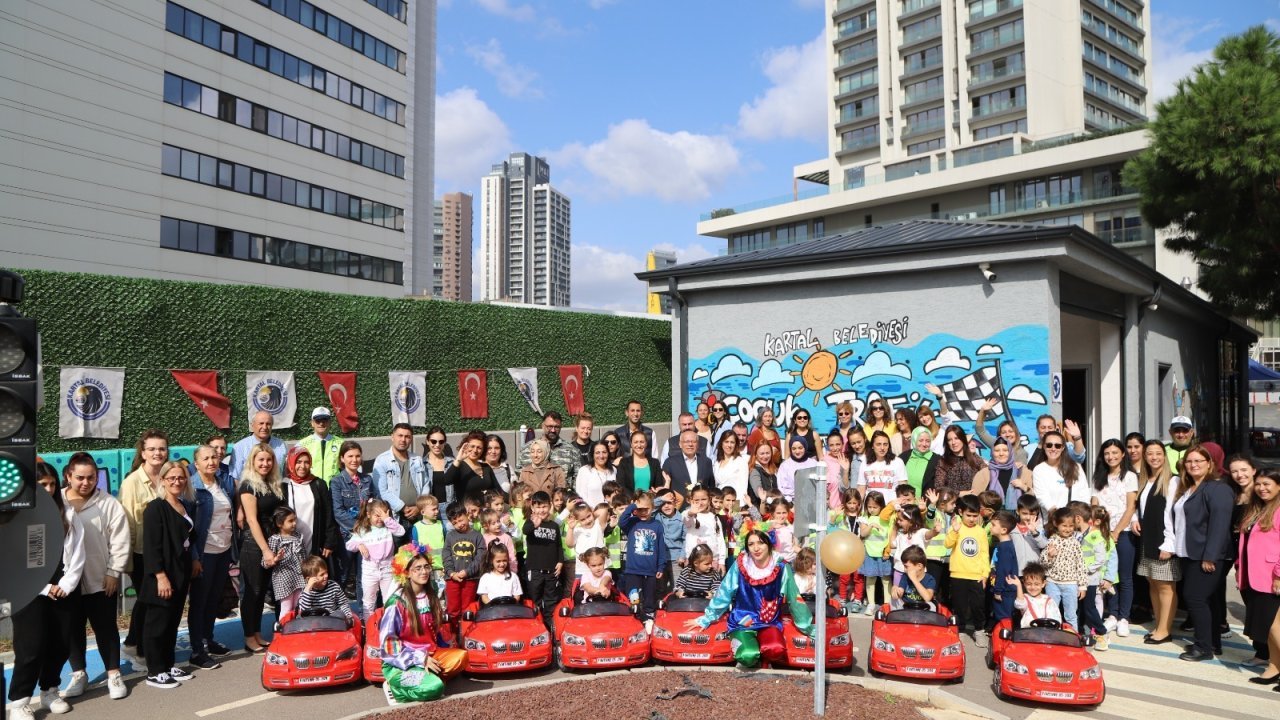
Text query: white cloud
1006 384 1047 405
737 33 827 142
651 240 715 264
691 368 709 381
711 355 753 384
570 240 717 311
1151 14 1220 101
552 120 741 201
849 350 913 385
474 0 535 22
466 39 542 99
924 346 972 375
434 88 511 191
753 359 794 390
977 344 1003 356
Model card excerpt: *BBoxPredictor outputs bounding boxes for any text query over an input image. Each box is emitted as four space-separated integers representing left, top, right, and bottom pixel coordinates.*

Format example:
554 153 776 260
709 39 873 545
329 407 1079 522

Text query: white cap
311 407 332 420
1169 415 1193 430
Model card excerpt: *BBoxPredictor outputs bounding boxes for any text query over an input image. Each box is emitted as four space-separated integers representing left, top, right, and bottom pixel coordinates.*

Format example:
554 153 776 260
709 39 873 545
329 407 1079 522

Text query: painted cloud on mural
1006 384 1047 405
849 350 913 385
710 354 752 384
752 359 793 390
923 346 971 374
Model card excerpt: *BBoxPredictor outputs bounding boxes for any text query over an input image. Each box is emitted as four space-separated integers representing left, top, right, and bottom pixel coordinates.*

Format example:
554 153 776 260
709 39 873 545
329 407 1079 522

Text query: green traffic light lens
0 456 22 503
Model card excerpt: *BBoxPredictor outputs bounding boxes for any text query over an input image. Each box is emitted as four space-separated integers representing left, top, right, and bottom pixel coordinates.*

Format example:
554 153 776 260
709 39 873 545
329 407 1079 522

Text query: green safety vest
510 507 526 553
412 519 445 570
297 434 342 485
606 525 623 569
863 515 892 557
1081 528 1108 577
560 519 577 561
925 511 952 560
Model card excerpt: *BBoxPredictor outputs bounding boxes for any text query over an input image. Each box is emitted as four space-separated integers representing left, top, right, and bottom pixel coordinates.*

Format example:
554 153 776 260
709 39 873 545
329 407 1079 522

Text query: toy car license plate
297 676 330 685
681 653 711 660
793 656 815 665
597 656 626 665
496 660 527 668
1039 691 1074 700
904 666 937 675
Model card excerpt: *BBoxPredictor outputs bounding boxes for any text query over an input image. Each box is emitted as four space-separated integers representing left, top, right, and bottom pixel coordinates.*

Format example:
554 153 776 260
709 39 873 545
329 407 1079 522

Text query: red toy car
362 607 386 684
552 591 650 670
988 618 1105 706
867 602 965 681
262 611 364 690
650 594 733 665
779 595 855 669
457 598 553 674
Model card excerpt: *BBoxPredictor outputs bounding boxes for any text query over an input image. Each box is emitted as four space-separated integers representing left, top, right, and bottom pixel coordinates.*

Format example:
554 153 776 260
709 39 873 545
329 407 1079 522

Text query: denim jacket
192 468 238 564
331 469 380 539
373 450 429 514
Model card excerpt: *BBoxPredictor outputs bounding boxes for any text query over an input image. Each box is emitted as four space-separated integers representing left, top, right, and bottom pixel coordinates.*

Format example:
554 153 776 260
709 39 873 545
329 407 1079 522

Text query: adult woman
444 430 499 501
858 430 906 496
577 441 616 507
601 431 624 466
832 401 857 441
915 402 952 455
484 435 515 492
904 427 939 498
379 545 467 704
421 426 454 501
1163 445 1235 661
823 431 850 495
1135 439 1180 644
787 409 823 461
684 528 813 667
614 432 655 495
60 453 129 700
846 428 867 490
976 398 1029 465
777 437 818 502
971 438 1031 508
1031 430 1087 514
708 400 730 448
187 445 237 669
694 401 713 443
8 463 84 718
1238 470 1280 676
713 432 751 500
746 406 783 467
1089 439 1139 636
935 426 987 496
331 440 379 596
862 399 896 444
518 439 566 497
891 408 918 457
1124 432 1146 475
140 461 196 688
238 442 284 653
119 429 169 661
284 446 339 558
747 442 778 508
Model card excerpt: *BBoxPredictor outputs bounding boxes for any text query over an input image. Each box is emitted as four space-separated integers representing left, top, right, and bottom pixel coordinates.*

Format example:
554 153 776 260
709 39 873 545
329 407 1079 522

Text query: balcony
1097 224 1154 246
1084 0 1143 34
966 0 1023 27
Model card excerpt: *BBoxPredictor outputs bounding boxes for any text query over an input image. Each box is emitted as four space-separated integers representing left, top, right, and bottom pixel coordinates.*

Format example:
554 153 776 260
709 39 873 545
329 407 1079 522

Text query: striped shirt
299 580 354 620
676 566 723 596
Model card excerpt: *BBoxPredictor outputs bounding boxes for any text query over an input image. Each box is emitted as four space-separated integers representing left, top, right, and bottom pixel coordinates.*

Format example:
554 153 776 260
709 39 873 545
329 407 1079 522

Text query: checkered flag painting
937 365 1003 422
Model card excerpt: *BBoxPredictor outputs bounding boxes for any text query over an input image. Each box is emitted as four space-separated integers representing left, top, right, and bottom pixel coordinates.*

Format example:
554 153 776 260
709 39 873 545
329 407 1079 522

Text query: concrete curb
334 665 1008 720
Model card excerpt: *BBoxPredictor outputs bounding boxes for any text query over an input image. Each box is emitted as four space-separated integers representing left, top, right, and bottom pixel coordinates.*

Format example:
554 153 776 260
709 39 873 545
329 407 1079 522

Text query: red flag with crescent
317 371 359 432
458 369 489 419
559 364 585 416
170 370 231 429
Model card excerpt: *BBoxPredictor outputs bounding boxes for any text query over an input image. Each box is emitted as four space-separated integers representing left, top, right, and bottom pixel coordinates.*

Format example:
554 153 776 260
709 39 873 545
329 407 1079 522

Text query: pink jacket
1238 508 1280 591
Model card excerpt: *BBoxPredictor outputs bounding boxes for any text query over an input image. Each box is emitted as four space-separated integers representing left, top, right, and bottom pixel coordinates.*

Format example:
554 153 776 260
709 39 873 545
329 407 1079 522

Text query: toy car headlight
336 646 359 661
628 630 648 644
653 626 673 639
1080 665 1102 680
1003 658 1028 675
464 638 487 651
530 632 550 647
830 633 850 646
563 633 586 646
713 630 729 641
365 646 382 659
873 638 895 653
265 652 288 666
941 643 962 656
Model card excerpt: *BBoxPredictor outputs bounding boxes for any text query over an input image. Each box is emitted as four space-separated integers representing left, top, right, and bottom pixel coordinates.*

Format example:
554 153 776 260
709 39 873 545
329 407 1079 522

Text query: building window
967 0 1022 22
971 84 1026 117
885 157 931 181
1081 10 1141 55
988 184 1007 215
970 18 1023 53
903 75 944 104
902 14 942 45
839 96 879 122
901 0 941 13
1085 103 1133 130
840 125 879 152
837 8 876 38
1094 208 1145 244
972 117 1027 140
906 136 945 156
904 106 945 135
969 52 1024 85
838 67 878 94
843 166 866 190
777 222 809 246
838 37 877 67
1084 72 1144 113
252 0 405 73
953 138 1014 167
729 228 771 254
903 45 943 75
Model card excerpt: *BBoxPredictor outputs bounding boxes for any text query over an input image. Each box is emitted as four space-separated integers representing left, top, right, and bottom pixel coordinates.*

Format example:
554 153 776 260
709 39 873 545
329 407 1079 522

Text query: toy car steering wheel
902 600 931 611
488 596 518 606
1029 618 1062 629
300 608 329 617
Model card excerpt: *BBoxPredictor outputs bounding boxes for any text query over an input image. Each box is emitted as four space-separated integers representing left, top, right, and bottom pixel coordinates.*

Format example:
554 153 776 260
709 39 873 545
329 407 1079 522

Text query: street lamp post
812 463 827 716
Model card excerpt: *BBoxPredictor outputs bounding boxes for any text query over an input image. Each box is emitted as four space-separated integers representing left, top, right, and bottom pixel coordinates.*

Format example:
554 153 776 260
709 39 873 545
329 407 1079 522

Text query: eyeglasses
837 411 851 417
408 565 431 574
545 425 562 431
1184 458 1207 465
1043 442 1064 449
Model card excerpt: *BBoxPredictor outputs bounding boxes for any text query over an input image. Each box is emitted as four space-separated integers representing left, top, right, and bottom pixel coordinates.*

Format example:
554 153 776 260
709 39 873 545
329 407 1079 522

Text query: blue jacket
192 470 237 564
372 450 429 514
991 539 1019 595
619 504 669 577
656 510 686 561
331 469 380 538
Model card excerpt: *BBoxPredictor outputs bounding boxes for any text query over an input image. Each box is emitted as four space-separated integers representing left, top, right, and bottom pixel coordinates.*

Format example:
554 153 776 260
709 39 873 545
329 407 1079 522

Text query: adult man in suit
661 430 714 503
659 412 710 464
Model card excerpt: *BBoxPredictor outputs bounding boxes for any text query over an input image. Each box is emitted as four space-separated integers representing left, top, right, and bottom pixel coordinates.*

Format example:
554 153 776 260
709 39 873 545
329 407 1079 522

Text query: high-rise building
479 153 571 306
429 192 472 301
698 0 1195 285
0 0 434 298
646 250 678 314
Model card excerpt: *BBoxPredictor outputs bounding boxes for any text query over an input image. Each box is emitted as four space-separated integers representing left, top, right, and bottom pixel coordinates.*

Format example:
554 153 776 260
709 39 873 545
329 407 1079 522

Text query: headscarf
987 438 1019 473
285 445 315 484
1200 442 1226 476
904 426 934 495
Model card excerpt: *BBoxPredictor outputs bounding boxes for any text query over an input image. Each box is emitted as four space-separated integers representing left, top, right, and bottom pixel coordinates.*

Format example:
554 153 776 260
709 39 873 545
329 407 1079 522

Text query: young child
977 490 1004 522
462 492 484 531
832 487 866 611
477 542 523 605
567 502 606 578
443 502 485 629
1009 562 1062 627
764 498 797 562
793 547 818 596
618 492 668 624
989 510 1020 627
508 483 530 575
411 494 446 593
481 508 518 573
890 504 929 586
606 499 626 576
683 486 727 570
945 494 991 645
1079 505 1113 650
719 487 743 559
859 491 894 615
923 488 957 606
522 491 563 627
1011 494 1048 573
1040 507 1088 631
674 543 723 598
267 505 306 617
654 490 686 594
892 546 937 608
574 547 613 603
298 555 354 624
346 498 406 619
551 487 569 517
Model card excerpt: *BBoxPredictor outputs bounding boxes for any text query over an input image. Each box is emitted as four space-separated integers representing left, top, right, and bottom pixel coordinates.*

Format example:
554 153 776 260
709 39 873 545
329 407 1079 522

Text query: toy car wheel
985 643 994 670
554 645 566 672
864 647 879 678
992 667 1007 701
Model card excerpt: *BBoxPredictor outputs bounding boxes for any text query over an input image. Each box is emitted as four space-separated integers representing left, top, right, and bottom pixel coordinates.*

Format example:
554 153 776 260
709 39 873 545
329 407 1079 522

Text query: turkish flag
170 370 231 429
458 369 488 419
559 364 585 416
318 371 359 433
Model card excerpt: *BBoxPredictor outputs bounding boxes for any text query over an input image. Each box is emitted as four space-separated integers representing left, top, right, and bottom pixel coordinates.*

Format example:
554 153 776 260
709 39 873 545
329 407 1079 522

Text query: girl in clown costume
377 544 468 705
684 529 814 667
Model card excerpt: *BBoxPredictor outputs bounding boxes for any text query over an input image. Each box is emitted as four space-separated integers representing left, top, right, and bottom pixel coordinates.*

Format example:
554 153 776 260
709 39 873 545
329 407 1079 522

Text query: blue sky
434 0 1279 311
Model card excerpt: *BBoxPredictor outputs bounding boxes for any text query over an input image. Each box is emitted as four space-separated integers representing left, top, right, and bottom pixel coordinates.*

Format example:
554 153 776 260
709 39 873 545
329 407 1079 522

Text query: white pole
813 463 827 716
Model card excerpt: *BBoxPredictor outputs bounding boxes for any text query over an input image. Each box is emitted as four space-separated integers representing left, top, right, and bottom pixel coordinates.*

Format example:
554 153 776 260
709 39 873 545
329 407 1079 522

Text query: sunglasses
605 439 618 445
796 415 809 421
427 438 445 445
871 406 885 412
713 406 726 412
837 411 851 417
1043 442 1064 449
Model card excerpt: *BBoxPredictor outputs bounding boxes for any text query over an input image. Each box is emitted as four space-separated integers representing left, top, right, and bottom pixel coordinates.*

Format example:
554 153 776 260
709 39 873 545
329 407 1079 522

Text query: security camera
979 263 996 283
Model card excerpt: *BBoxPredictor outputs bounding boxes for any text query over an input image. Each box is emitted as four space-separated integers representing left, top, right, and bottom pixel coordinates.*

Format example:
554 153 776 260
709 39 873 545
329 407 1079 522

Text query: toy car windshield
282 615 349 634
804 600 843 619
1012 627 1084 648
885 609 948 627
476 604 538 622
664 597 710 613
572 601 631 619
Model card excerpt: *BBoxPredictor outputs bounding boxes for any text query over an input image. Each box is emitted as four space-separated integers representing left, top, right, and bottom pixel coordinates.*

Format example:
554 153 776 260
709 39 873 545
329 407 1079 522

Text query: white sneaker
168 666 195 682
41 688 71 714
108 673 129 699
63 670 88 698
1116 619 1130 637
1104 616 1118 633
8 700 35 720
863 603 876 616
121 644 144 667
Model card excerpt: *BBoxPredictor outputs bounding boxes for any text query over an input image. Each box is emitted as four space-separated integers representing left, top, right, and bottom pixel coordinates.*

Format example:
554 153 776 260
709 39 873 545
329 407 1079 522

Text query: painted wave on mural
689 324 1050 447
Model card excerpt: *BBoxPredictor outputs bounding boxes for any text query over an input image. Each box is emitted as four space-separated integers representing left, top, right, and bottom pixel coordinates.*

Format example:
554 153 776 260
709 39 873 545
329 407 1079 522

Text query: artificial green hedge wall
15 269 672 452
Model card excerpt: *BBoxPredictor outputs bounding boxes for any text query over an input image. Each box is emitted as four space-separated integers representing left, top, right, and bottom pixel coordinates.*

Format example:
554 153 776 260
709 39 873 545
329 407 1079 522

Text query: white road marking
194 691 277 717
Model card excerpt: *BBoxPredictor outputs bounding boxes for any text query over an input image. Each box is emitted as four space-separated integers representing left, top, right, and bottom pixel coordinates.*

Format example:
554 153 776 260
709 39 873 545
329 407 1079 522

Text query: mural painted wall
688 321 1051 448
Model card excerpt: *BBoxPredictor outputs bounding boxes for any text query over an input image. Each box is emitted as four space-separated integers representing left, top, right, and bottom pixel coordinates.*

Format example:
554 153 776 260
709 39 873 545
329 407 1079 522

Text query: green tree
1123 26 1280 318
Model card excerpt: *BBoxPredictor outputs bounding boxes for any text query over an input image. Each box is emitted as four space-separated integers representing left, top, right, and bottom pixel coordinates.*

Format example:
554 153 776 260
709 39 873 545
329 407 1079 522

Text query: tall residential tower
430 192 473 301
479 153 571 307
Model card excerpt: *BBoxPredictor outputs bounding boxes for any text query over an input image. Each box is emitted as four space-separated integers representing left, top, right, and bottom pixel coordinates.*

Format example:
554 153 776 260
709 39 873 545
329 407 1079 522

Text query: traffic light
0 270 38 511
